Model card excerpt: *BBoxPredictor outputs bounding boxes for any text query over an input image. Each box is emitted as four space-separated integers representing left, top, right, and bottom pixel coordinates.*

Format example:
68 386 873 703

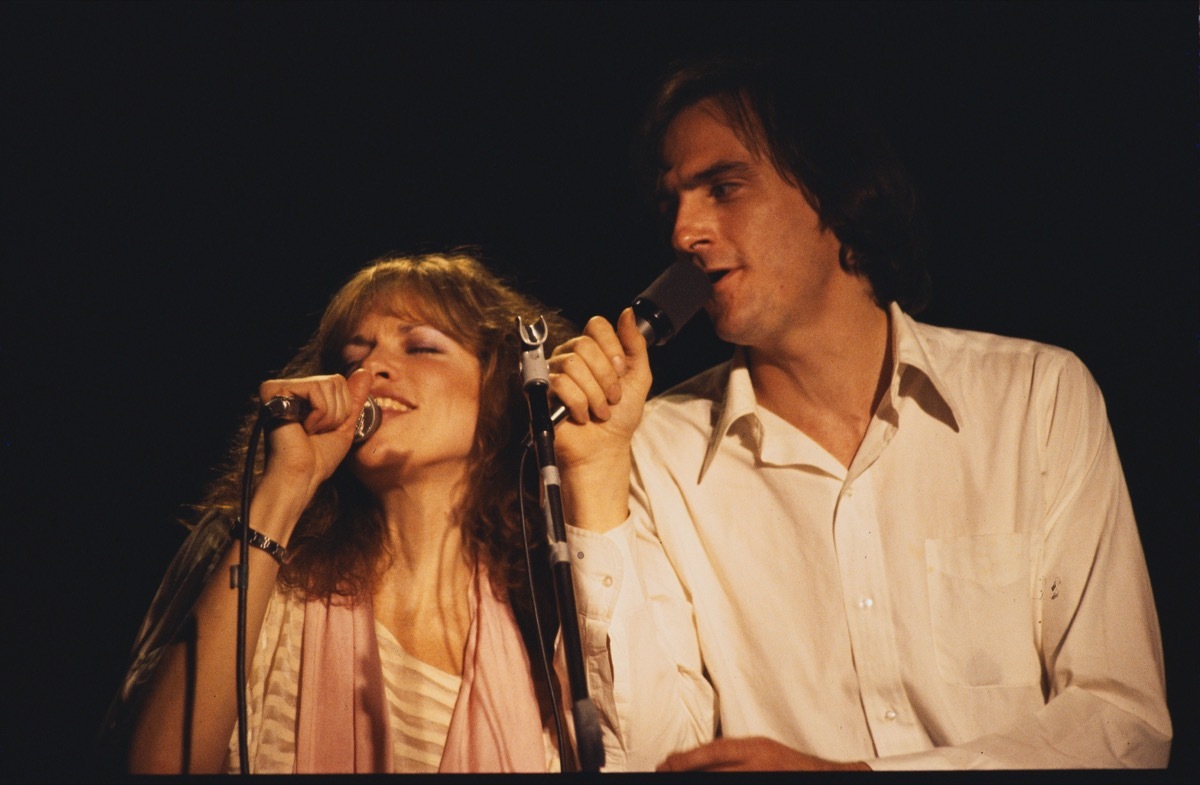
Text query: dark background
2 1 1195 780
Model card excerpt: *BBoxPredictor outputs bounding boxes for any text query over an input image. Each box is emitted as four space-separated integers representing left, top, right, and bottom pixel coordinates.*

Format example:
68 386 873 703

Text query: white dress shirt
567 303 1171 770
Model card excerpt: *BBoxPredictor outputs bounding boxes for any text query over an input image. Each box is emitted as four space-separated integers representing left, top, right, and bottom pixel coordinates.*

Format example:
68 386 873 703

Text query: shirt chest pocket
924 533 1041 687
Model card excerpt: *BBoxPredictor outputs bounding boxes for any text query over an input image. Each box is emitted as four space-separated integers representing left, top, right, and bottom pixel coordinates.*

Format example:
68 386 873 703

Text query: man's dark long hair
638 54 931 312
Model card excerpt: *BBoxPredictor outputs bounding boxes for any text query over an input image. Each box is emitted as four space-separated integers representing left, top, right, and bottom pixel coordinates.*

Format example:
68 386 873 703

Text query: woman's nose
361 352 393 379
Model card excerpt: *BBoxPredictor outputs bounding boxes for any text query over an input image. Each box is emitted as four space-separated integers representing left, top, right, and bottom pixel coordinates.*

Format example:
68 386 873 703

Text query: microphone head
632 259 714 345
353 396 382 444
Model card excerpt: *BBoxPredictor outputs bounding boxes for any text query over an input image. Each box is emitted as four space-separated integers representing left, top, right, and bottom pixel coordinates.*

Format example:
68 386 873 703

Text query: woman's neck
370 470 476 675
374 472 472 585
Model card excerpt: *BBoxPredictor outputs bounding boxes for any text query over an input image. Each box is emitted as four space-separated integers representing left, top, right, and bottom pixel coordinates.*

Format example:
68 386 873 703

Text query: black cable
234 414 266 774
519 441 569 771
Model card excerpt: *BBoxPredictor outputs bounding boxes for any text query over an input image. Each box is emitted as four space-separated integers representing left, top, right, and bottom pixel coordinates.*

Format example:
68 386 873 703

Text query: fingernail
612 355 627 376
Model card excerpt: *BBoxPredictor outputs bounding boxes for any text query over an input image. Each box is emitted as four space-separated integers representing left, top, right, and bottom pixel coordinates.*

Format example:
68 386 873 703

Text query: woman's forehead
348 291 473 344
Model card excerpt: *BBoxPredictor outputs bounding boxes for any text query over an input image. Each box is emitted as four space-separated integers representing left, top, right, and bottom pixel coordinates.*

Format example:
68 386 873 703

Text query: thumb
344 368 374 428
616 306 652 390
347 366 373 400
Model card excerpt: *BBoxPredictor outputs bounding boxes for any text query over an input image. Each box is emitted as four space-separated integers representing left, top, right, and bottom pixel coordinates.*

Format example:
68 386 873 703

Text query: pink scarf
293 569 548 772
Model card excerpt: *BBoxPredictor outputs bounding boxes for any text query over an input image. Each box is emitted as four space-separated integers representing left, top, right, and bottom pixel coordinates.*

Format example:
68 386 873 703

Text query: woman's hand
257 368 374 508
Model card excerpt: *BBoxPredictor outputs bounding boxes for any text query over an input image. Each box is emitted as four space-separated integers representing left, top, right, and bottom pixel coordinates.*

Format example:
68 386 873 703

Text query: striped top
226 585 461 773
377 621 461 772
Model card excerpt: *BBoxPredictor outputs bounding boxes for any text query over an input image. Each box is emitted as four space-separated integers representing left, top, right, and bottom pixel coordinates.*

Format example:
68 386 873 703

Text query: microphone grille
353 397 382 444
634 259 713 344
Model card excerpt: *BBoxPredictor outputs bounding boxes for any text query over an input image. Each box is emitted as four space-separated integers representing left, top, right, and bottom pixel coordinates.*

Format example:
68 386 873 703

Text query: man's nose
671 195 711 256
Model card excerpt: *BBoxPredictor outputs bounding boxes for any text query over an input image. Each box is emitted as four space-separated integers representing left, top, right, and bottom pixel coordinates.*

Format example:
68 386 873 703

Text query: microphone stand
518 316 605 773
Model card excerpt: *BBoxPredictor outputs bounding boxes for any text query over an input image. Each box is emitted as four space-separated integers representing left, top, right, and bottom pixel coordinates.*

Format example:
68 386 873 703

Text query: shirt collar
699 348 757 480
886 302 962 433
697 303 961 483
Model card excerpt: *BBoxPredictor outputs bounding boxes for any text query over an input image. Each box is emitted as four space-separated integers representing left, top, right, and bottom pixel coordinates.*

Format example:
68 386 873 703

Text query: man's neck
747 298 892 469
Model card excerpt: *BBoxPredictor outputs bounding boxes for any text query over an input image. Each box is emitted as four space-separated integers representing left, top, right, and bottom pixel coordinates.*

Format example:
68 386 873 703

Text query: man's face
658 98 845 353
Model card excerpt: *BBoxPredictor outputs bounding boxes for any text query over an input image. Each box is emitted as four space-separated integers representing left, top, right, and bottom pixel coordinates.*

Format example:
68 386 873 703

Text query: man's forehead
664 98 740 146
659 100 763 184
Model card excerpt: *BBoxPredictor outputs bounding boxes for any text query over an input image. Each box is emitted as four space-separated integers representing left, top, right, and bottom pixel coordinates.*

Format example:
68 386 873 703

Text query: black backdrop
2 1 1195 780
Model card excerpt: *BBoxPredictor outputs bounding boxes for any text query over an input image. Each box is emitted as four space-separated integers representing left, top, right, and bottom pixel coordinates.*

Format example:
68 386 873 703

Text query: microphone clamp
518 315 551 390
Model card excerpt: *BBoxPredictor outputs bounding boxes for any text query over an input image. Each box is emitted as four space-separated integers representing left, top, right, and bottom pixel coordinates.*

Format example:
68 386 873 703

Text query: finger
582 314 629 378
260 376 345 434
346 367 373 409
302 378 341 433
564 334 625 407
549 353 610 423
259 379 321 465
259 378 323 429
556 319 626 405
656 742 731 772
615 306 648 365
659 738 757 772
547 370 581 424
338 368 374 436
615 307 652 398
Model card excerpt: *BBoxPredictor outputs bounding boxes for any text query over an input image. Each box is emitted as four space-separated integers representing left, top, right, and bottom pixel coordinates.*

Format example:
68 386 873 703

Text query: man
548 55 1171 770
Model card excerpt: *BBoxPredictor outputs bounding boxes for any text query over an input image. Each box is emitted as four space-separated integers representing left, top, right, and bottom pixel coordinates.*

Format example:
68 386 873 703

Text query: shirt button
844 486 855 498
883 709 897 722
602 575 613 587
858 597 874 609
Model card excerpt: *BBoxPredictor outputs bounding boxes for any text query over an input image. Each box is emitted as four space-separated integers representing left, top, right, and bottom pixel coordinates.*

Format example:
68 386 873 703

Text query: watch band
230 518 292 565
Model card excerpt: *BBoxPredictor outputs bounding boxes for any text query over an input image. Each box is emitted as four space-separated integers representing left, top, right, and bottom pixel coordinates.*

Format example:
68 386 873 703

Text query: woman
103 252 574 773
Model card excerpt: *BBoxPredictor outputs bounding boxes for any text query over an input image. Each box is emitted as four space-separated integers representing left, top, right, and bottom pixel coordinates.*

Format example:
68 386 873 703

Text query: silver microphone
262 395 382 444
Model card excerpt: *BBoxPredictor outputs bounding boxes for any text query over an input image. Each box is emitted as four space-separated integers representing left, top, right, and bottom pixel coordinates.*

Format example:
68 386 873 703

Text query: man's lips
706 269 734 293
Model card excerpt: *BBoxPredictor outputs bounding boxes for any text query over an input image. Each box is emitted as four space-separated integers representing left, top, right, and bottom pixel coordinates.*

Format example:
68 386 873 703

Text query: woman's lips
374 396 415 413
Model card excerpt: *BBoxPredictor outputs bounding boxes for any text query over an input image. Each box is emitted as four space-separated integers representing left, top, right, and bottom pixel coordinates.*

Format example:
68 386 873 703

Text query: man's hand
549 308 651 455
656 737 871 772
549 307 652 533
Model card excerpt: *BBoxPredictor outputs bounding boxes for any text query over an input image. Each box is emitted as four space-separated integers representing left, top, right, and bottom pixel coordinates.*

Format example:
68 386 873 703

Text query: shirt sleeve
872 352 1172 769
566 473 717 771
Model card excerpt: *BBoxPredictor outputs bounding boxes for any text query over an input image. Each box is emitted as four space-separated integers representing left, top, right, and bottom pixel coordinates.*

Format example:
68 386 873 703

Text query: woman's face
339 305 482 489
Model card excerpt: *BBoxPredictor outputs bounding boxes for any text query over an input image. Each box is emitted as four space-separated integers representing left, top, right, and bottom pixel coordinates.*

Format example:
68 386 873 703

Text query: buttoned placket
831 408 933 756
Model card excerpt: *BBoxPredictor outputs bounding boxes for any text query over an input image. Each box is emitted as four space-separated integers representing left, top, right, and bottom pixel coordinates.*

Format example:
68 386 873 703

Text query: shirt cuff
565 518 640 624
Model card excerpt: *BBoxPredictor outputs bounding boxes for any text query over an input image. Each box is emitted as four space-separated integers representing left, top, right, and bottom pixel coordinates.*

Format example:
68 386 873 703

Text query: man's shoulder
630 360 733 460
909 317 1084 377
643 360 732 421
624 361 732 481
906 316 1104 427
